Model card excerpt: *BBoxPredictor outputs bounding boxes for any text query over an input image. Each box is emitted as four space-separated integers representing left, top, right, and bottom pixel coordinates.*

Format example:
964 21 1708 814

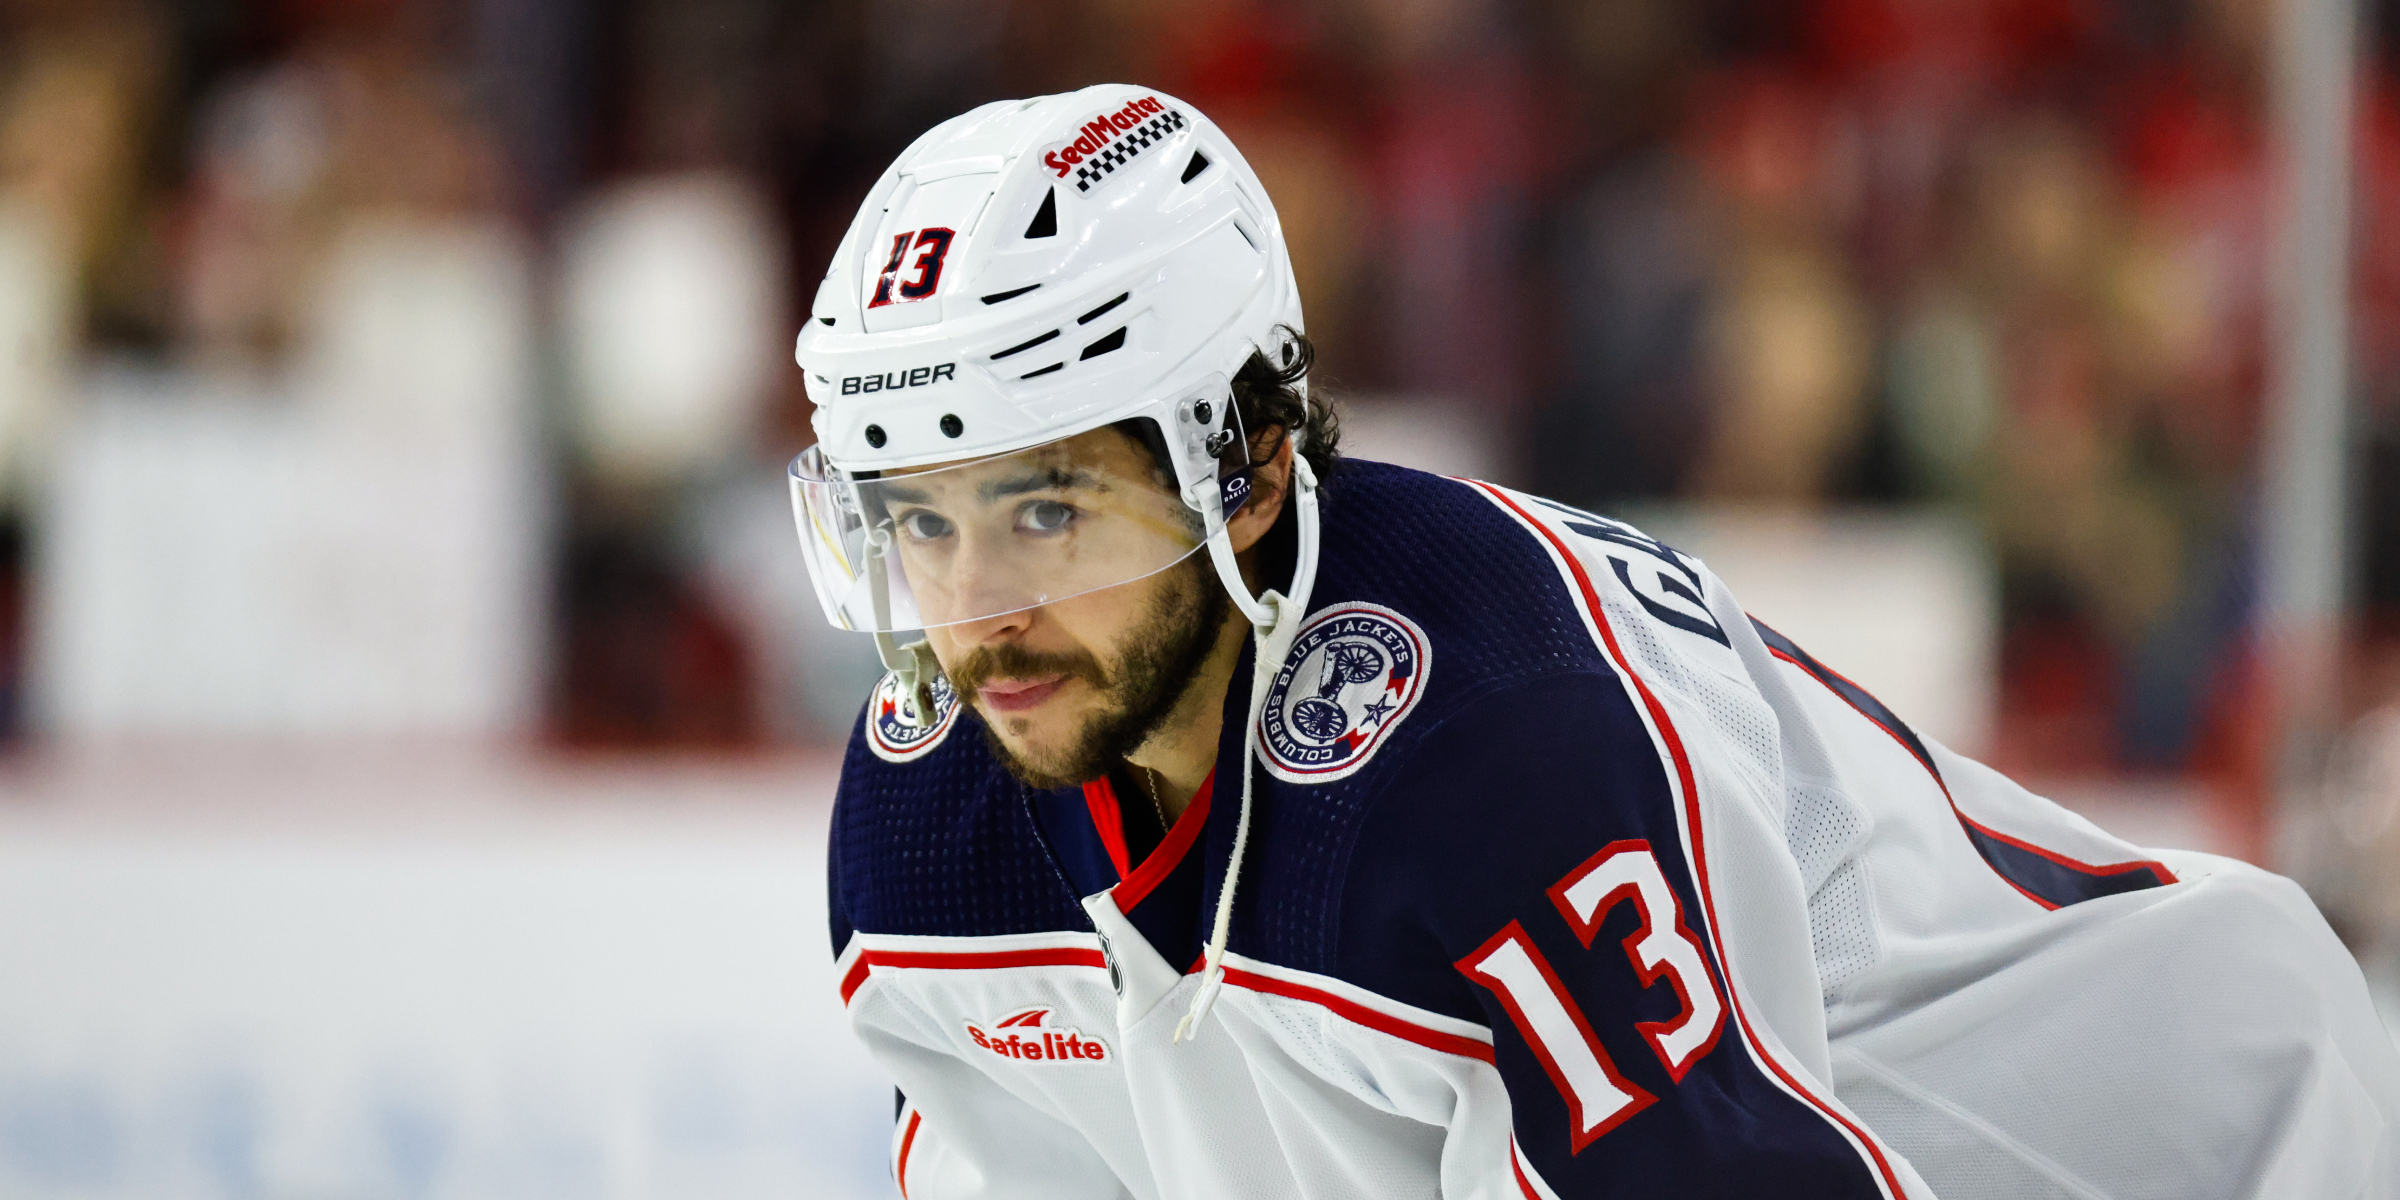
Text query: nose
922 521 1039 632
945 600 1036 653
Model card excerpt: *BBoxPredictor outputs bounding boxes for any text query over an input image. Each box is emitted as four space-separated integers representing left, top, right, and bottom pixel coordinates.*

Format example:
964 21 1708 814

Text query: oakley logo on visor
1220 469 1251 516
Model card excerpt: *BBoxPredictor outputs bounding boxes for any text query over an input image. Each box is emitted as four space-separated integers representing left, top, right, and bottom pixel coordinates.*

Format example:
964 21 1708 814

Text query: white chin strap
1174 451 1319 1045
866 526 943 728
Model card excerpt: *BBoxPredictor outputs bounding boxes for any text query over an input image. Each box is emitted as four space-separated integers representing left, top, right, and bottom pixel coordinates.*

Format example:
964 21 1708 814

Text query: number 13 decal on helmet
868 227 957 308
1456 840 1726 1152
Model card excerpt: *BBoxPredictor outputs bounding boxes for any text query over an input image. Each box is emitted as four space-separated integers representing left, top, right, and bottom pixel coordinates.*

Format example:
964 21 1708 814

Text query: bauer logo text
842 363 957 395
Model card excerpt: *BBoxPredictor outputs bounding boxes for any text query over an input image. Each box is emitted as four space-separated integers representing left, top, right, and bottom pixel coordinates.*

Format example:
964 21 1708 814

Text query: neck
1126 503 1279 823
1124 603 1248 823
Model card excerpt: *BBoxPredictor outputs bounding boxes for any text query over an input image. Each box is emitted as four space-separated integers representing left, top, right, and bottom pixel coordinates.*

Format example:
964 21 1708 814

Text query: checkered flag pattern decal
1073 109 1189 193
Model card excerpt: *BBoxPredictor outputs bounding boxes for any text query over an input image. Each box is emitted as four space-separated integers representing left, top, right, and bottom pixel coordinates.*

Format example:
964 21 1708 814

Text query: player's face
869 427 1204 632
917 429 1229 789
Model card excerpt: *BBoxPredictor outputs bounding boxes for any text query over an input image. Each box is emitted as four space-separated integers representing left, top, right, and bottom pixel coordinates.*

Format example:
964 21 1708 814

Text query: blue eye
899 511 953 541
1020 501 1075 533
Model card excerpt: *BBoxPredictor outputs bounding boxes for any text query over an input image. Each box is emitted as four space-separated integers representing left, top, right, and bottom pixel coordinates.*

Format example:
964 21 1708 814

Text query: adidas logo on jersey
965 1008 1111 1063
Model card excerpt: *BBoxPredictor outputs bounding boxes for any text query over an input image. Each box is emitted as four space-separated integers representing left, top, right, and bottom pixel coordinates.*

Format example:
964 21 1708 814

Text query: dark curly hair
1227 327 1339 484
1115 326 1339 498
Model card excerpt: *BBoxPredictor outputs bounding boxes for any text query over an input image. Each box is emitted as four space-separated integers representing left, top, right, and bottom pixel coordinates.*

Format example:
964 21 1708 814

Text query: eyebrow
981 465 1100 502
876 464 1104 510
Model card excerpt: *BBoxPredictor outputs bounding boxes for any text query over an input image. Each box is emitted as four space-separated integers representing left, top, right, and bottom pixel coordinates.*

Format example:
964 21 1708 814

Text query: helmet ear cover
1116 402 1259 524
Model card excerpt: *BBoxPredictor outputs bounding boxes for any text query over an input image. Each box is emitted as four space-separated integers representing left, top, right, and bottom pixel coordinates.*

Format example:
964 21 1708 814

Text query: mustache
946 641 1108 699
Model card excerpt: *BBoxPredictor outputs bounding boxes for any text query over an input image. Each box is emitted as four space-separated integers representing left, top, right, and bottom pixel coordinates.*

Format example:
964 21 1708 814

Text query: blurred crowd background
0 0 2396 1195
5 0 2395 779
5 0 2396 784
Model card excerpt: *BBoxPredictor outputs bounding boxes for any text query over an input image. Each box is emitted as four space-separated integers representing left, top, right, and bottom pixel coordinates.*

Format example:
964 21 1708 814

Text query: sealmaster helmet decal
1041 95 1188 195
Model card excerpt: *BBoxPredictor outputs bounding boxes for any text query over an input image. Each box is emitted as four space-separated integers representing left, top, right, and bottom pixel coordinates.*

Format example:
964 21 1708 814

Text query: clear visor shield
789 426 1208 633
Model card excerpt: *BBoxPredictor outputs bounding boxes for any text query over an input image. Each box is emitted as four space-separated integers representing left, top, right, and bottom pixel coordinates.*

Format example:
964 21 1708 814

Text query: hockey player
789 84 2400 1198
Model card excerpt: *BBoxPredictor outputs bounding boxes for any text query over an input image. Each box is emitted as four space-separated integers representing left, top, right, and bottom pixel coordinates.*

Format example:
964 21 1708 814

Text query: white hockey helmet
789 83 1322 721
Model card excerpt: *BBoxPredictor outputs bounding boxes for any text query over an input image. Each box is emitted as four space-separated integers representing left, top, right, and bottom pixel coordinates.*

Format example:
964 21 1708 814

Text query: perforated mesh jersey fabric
1683 658 1786 809
1782 778 1880 1000
833 703 1091 939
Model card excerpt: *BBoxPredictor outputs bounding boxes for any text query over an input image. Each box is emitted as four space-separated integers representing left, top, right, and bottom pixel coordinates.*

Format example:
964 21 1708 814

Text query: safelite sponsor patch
965 1007 1112 1063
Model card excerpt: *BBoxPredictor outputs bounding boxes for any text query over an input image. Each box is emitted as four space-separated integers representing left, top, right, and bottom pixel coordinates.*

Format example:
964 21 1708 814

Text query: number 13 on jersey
1456 840 1726 1151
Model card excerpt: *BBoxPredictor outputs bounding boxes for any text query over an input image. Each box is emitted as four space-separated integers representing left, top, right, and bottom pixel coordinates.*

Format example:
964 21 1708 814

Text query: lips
978 676 1067 713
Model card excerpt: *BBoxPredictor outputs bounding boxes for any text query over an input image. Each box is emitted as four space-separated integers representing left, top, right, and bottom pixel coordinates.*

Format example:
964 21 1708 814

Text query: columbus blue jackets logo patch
866 671 959 763
1258 603 1432 784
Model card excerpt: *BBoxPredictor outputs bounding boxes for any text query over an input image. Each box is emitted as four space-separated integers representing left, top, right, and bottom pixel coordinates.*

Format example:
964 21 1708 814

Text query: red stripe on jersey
1082 778 1134 880
895 1108 923 1198
1952 813 2178 909
1469 479 1909 1200
1512 1152 1541 1199
1113 769 1214 913
1220 965 1497 1064
841 946 1108 1006
1764 644 1935 780
1761 644 2177 908
1960 815 2176 882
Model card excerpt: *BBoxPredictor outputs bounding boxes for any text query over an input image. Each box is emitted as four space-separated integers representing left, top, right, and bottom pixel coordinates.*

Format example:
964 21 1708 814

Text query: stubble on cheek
939 637 1107 788
949 560 1225 791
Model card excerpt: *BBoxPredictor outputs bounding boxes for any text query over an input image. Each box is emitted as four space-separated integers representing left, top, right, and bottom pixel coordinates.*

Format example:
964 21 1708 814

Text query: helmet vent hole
1020 362 1064 379
981 284 1041 305
1077 293 1129 324
1181 152 1211 183
1079 327 1126 360
990 328 1059 360
940 414 963 438
1024 189 1057 238
865 425 887 448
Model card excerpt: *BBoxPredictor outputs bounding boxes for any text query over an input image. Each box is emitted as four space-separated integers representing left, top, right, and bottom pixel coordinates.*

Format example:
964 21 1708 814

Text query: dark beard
947 558 1230 791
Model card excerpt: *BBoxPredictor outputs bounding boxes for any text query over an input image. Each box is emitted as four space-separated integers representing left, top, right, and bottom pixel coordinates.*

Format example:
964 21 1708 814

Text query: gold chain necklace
1135 765 1172 833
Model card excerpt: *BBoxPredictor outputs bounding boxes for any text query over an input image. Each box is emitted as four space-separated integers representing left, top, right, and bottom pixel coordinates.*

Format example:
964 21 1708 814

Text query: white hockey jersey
827 459 2400 1198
